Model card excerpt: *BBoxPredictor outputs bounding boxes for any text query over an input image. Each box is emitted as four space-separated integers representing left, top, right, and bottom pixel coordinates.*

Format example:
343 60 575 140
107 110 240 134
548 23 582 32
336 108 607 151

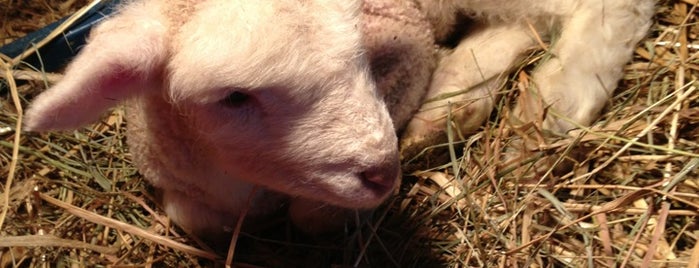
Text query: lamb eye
220 91 250 107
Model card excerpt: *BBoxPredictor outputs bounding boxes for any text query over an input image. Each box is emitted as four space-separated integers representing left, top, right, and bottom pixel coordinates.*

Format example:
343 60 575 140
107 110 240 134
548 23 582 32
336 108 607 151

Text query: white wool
24 0 654 237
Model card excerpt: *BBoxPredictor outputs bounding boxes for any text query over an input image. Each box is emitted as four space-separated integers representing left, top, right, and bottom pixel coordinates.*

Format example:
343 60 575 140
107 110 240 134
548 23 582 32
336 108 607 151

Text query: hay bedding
0 0 698 267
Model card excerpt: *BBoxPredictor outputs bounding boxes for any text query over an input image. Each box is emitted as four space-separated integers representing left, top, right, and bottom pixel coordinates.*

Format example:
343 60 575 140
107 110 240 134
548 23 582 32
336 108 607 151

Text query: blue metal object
0 0 122 73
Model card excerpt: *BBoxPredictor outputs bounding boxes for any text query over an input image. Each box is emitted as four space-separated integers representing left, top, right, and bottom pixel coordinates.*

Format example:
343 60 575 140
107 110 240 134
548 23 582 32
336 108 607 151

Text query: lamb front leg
504 0 655 173
401 22 536 158
513 0 655 133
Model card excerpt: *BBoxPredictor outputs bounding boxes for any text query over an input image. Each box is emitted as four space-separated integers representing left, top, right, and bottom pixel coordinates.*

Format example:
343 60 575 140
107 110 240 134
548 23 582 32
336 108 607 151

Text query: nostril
359 166 399 191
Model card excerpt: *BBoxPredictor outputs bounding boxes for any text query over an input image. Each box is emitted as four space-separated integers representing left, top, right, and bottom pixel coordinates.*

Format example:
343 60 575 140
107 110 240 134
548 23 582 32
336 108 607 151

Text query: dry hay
1 0 698 267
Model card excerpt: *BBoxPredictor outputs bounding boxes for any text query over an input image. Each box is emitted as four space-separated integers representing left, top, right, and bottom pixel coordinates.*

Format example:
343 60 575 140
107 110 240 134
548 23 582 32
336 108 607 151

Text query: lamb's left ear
24 3 169 131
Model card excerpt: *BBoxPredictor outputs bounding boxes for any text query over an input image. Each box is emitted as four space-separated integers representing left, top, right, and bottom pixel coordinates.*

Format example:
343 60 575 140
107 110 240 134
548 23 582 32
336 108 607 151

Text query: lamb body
24 0 654 239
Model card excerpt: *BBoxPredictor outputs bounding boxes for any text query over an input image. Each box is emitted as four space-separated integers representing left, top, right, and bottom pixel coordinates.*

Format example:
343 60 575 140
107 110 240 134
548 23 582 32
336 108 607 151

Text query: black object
0 0 122 73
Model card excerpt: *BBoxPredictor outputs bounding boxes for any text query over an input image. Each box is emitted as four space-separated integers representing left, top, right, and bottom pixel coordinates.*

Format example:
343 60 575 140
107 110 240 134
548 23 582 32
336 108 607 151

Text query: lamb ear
24 4 168 131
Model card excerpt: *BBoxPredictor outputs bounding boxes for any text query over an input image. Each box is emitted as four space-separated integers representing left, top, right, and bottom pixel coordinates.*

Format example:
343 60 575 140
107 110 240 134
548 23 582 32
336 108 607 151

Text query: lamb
23 0 654 241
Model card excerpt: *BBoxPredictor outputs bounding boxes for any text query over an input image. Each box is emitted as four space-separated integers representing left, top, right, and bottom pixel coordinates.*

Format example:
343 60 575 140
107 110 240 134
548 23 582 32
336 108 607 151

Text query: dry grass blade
0 235 117 255
690 239 699 267
39 193 219 260
225 186 258 268
8 0 104 65
641 202 672 267
0 52 22 233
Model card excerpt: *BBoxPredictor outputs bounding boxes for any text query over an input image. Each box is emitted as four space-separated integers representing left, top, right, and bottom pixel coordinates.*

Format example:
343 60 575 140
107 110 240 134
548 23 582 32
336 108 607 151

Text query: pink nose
359 163 400 194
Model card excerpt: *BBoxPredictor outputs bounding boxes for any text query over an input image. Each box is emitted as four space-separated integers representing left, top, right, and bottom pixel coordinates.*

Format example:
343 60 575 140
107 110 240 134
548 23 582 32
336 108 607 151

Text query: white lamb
24 0 654 240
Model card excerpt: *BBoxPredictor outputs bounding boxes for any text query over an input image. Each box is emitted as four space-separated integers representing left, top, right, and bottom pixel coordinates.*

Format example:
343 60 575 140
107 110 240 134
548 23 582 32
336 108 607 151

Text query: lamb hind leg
400 22 536 159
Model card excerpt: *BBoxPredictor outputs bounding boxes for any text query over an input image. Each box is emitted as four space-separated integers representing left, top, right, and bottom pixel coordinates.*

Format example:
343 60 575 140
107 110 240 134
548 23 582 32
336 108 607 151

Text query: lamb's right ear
24 3 168 131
